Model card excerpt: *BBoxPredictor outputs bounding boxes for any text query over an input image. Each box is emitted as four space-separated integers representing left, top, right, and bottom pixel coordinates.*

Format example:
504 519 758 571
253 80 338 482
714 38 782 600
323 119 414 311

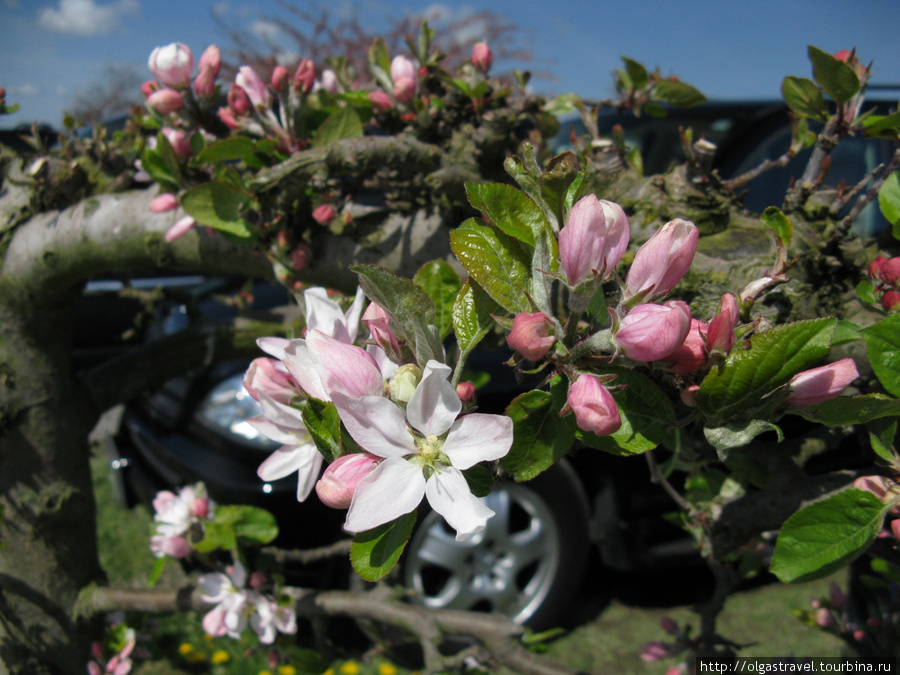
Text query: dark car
96 94 898 630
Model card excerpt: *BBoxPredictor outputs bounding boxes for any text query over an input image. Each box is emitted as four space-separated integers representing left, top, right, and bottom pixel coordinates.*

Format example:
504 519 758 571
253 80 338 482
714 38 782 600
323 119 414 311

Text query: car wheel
403 460 591 630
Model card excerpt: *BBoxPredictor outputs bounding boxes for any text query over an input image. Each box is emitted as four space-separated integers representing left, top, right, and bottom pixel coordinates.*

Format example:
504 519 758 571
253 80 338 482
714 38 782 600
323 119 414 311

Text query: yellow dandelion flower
379 663 398 675
278 666 297 675
211 650 230 665
340 662 360 675
178 642 194 655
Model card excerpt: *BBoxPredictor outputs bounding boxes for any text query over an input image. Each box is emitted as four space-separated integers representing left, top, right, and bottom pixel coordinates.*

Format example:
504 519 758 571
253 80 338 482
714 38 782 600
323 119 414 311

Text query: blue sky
2 0 900 129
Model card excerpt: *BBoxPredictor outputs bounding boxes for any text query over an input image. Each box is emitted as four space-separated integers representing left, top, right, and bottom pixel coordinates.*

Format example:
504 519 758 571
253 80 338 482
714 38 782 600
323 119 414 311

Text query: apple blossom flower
333 361 513 540
146 89 184 115
198 560 252 639
150 534 190 559
471 42 493 72
164 215 196 242
161 127 191 159
707 293 739 354
304 286 366 344
148 43 194 89
507 312 556 361
369 90 393 112
393 77 416 104
250 595 297 644
320 68 340 94
362 301 403 356
227 83 252 116
151 483 214 557
615 301 692 362
236 66 270 108
640 641 675 662
315 453 381 509
558 195 630 288
194 45 220 98
661 319 708 374
568 374 621 436
786 358 859 407
243 357 296 405
624 219 698 303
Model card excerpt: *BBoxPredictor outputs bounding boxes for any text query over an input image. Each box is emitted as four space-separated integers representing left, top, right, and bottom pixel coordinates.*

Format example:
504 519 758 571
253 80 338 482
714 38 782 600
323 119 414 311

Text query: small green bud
389 364 423 403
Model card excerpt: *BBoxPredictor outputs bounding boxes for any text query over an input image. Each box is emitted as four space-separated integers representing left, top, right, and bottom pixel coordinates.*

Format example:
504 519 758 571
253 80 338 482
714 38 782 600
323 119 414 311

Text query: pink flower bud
165 215 196 242
191 497 210 519
787 358 859 407
162 127 191 159
883 290 900 310
707 293 739 354
680 384 700 407
640 641 671 662
814 608 835 628
616 301 692 362
150 534 190 558
320 69 340 93
456 381 476 402
624 219 699 302
227 84 252 116
312 204 336 225
148 43 195 89
294 58 316 94
244 357 295 404
198 45 221 77
290 243 311 270
883 257 900 286
830 582 846 610
392 76 416 104
507 312 556 361
315 453 380 509
249 570 267 589
147 89 184 115
236 66 270 108
558 195 630 287
217 106 240 130
471 42 493 72
661 319 708 374
141 80 159 98
362 302 402 355
869 256 887 282
568 374 621 437
390 55 416 82
271 65 289 92
368 90 393 112
149 193 179 213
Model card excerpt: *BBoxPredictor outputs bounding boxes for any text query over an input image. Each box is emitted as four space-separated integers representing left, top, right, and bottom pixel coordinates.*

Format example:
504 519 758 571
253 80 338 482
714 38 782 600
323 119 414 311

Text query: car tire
403 459 591 630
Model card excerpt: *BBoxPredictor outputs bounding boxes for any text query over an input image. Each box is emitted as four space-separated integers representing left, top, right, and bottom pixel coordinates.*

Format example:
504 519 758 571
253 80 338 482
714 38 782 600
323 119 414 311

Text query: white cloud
9 84 38 96
36 0 139 36
250 19 283 44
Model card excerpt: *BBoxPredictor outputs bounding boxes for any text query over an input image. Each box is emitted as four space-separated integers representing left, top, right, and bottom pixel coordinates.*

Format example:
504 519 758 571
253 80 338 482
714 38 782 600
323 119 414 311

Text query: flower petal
283 339 327 400
407 360 460 437
441 413 514 470
307 330 384 398
425 466 495 541
344 458 425 533
331 393 416 459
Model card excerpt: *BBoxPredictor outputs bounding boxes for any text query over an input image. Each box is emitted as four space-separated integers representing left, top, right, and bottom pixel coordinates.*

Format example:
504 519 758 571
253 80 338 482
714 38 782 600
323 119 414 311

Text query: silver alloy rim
404 482 561 624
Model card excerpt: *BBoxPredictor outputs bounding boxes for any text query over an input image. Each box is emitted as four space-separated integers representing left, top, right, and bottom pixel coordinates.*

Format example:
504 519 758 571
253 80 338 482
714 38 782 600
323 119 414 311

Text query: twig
645 451 692 513
261 539 353 565
722 151 793 193
837 146 900 236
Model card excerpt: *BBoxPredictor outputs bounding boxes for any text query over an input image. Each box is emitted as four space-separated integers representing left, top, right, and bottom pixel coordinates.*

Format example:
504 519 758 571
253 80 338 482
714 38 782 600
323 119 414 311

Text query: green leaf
862 313 900 397
189 131 206 157
463 464 494 498
862 112 900 140
696 318 836 421
465 182 548 246
180 181 252 237
789 394 900 427
771 489 887 583
218 505 279 545
414 260 461 340
139 147 179 193
878 172 900 235
760 206 793 247
832 320 861 346
868 418 898 464
704 419 783 460
312 106 363 147
301 398 341 462
194 520 237 553
856 279 878 306
350 511 417 581
781 76 827 119
449 218 531 315
196 136 257 163
154 131 183 185
621 56 649 90
502 384 575 482
652 79 706 107
452 280 501 358
808 45 860 103
351 264 443 367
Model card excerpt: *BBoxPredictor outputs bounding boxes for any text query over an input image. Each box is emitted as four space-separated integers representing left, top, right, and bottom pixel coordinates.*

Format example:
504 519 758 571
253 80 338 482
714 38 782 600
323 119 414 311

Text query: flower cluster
197 559 296 644
150 483 215 558
868 256 900 311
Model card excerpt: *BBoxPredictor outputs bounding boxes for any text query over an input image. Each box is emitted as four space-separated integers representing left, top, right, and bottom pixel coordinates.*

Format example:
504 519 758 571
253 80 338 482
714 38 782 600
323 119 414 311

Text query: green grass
91 448 850 674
